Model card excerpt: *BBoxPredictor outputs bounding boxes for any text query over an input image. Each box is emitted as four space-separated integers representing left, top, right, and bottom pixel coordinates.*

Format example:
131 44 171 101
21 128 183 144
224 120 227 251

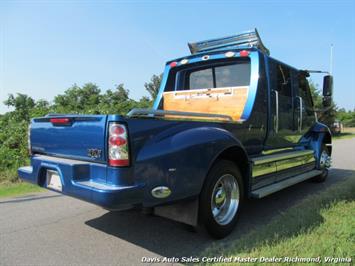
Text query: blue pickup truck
18 29 333 238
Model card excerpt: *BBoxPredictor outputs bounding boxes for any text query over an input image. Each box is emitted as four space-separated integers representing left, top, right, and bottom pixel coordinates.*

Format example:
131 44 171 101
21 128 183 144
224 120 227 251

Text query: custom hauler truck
19 29 333 238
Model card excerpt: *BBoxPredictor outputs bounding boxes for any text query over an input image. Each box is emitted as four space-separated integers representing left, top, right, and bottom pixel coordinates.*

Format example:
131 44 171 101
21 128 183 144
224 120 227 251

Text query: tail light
28 123 32 155
108 123 129 167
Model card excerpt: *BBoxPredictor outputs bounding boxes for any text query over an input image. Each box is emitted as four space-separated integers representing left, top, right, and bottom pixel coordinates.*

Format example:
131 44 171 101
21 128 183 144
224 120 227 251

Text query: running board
251 170 322 199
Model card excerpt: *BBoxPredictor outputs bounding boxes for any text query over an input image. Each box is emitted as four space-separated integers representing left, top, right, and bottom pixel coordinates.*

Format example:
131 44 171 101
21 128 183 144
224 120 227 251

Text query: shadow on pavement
0 194 62 205
85 168 354 258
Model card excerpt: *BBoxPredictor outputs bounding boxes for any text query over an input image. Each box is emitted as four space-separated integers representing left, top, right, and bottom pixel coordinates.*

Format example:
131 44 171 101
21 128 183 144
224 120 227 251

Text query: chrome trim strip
18 166 33 173
252 150 314 166
252 150 316 178
276 156 315 172
273 90 279 133
296 96 303 132
127 108 233 121
74 180 136 191
252 162 276 177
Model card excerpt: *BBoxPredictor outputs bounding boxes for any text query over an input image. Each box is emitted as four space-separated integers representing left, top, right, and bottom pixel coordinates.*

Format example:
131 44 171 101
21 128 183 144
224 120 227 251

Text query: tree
53 83 102 114
3 93 35 122
309 80 322 109
99 84 134 114
337 108 355 127
144 74 162 100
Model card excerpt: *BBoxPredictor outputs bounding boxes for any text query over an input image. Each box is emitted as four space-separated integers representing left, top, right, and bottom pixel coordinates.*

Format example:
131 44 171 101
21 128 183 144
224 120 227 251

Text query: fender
302 122 332 168
134 125 248 207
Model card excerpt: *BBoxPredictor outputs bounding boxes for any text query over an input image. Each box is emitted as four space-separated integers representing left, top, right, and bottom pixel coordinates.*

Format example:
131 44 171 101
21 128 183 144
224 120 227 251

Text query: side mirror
322 96 332 107
323 75 333 97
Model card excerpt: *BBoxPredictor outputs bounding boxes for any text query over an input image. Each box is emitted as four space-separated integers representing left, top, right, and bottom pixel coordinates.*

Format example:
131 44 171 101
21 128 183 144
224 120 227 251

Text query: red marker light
239 50 249 57
169 62 177 68
50 118 70 124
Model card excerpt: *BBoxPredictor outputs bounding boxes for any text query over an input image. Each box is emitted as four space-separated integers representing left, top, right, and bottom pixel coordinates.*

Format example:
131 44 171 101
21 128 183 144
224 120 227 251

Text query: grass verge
0 182 43 199
201 177 355 266
333 132 355 140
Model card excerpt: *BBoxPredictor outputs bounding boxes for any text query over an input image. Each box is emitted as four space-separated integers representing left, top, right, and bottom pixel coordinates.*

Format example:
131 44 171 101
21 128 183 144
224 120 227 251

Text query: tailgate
31 115 108 163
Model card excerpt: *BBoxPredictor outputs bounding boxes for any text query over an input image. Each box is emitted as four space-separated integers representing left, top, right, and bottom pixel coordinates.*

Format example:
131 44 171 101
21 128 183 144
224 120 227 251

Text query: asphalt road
1 138 354 266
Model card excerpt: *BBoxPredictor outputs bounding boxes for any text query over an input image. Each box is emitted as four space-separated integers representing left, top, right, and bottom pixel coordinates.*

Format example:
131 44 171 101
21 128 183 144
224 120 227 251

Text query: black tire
312 144 330 183
199 160 244 239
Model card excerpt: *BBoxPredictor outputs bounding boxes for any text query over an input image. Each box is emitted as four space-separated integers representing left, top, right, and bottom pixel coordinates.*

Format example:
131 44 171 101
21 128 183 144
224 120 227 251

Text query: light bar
188 28 270 55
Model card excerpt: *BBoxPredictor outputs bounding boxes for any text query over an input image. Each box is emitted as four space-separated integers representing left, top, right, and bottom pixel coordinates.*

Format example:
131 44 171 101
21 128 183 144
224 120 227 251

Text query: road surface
1 138 354 265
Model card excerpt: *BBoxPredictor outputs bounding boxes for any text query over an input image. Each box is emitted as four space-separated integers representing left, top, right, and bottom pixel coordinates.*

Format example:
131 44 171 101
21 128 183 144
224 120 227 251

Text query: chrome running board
250 169 322 198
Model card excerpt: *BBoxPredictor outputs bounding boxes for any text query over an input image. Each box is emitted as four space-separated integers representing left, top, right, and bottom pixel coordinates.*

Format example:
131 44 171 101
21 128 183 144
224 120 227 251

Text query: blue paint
240 52 259 120
153 65 171 110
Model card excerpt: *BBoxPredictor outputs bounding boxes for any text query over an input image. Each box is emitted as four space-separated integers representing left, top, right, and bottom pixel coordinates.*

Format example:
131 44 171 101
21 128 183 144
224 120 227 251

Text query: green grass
201 177 355 266
0 182 44 198
333 132 355 140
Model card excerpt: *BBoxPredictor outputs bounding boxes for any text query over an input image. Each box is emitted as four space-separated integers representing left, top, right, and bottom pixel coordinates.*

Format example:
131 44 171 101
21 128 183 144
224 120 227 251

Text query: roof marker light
169 62 177 68
225 51 235 58
202 55 210 60
180 59 189 65
239 50 249 57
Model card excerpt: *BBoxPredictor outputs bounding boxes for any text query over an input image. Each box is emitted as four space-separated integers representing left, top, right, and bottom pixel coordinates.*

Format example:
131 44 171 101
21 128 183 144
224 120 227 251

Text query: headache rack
188 28 270 55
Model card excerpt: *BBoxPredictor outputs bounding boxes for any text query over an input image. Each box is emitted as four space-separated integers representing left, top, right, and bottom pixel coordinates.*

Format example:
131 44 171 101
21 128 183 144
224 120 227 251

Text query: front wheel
199 160 244 239
312 145 331 183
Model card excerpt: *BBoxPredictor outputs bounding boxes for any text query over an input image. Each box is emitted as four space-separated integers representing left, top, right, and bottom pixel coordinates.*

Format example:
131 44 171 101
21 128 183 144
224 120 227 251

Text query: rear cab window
161 57 252 122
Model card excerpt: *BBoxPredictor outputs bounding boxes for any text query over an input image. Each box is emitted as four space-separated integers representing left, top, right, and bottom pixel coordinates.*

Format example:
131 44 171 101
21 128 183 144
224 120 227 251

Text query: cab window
182 58 251 90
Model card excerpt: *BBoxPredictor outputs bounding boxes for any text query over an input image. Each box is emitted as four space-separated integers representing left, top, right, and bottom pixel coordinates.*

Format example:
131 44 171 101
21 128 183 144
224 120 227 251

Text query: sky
0 0 354 114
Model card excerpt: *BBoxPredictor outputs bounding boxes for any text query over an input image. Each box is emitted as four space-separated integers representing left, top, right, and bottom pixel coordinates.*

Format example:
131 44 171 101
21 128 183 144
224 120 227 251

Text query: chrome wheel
211 174 240 225
320 150 332 169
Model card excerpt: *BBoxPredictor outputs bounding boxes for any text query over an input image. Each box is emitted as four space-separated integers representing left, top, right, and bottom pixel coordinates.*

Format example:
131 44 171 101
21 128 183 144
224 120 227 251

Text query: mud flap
153 198 199 226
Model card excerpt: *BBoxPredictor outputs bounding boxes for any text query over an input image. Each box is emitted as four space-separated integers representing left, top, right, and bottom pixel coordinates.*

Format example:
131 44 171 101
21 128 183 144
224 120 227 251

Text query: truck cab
18 29 333 238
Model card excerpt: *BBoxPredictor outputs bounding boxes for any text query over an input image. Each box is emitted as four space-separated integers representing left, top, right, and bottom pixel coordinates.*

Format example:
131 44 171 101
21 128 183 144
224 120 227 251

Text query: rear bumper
18 155 144 210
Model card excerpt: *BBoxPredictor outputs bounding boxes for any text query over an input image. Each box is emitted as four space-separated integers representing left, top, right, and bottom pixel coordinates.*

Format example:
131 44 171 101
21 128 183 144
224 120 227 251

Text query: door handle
273 90 279 133
296 96 303 132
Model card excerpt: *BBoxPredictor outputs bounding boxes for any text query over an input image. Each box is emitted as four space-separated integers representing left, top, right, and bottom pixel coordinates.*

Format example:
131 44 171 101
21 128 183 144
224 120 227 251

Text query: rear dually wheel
199 160 244 239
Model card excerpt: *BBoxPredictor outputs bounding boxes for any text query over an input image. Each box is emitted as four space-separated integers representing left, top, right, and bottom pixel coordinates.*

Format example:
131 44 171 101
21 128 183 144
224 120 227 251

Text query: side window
276 64 292 97
269 60 294 132
298 74 314 116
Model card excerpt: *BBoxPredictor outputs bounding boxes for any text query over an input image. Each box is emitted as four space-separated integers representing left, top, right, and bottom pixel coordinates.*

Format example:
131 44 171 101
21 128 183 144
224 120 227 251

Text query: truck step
250 169 322 198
